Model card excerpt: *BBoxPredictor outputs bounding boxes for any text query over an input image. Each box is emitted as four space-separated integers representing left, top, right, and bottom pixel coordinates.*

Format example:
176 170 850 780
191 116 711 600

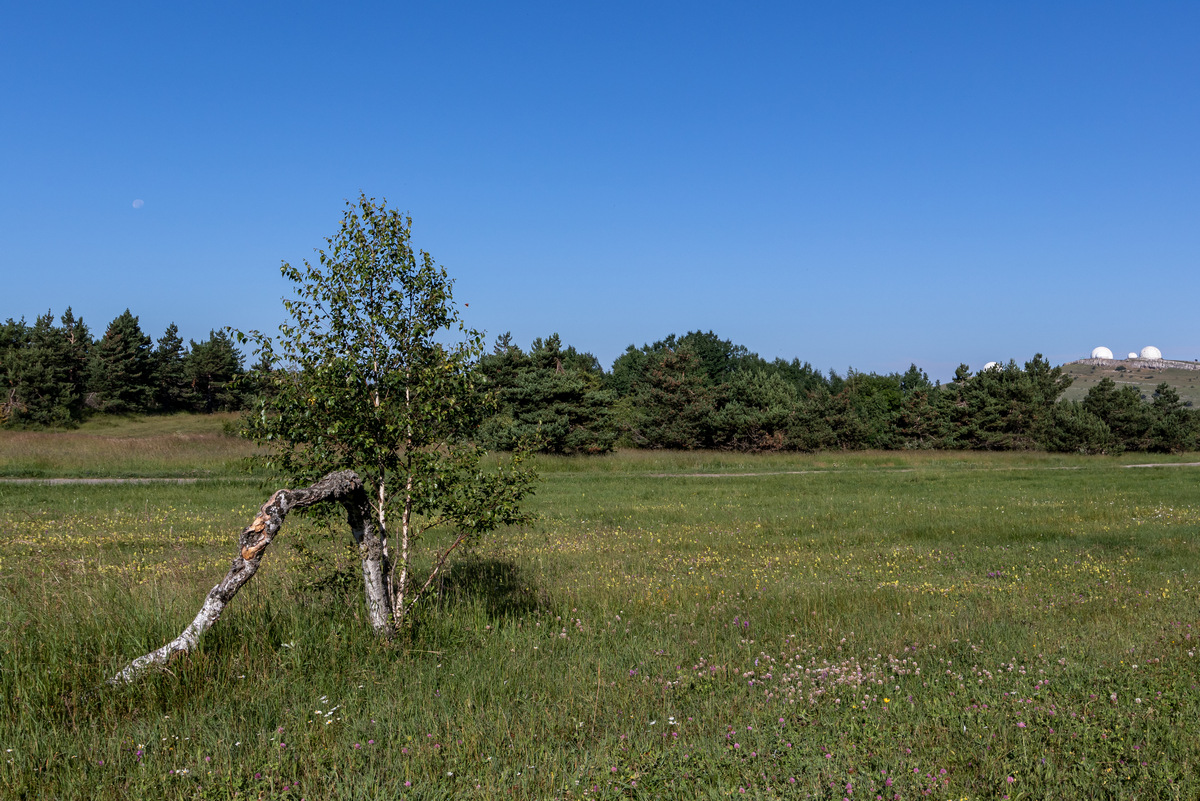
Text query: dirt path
1123 462 1200 468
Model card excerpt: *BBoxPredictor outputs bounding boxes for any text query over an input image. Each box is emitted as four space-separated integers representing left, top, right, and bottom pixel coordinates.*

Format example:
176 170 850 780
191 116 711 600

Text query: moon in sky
132 199 144 209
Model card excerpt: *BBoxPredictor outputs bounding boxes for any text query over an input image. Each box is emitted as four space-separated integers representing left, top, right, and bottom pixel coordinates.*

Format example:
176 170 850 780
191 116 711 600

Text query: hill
1060 359 1200 407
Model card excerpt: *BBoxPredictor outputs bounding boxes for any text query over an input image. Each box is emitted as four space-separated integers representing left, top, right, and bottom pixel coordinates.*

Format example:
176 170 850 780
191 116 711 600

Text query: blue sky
3 2 1197 381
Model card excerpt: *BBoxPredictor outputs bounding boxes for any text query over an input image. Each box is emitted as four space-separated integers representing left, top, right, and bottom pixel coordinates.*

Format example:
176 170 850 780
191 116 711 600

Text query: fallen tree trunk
110 469 391 685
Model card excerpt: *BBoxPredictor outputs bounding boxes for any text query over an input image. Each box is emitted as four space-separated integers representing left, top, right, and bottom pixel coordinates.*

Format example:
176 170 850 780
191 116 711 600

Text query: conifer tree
89 309 154 413
58 307 92 416
184 330 244 412
626 346 718 449
479 334 616 454
16 312 85 427
153 323 192 411
0 318 31 426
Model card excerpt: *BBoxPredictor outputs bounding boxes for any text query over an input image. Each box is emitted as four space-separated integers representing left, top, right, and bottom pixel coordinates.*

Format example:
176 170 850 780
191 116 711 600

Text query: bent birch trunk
110 470 392 685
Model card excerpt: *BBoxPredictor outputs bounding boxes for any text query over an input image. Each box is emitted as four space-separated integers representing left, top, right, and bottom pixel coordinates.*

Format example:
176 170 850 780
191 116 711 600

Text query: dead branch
109 470 375 684
397 530 470 621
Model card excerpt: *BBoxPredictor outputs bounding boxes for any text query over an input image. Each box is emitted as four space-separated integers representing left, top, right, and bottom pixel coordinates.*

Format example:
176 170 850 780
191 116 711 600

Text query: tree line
476 330 1200 455
3 310 1197 454
0 308 247 427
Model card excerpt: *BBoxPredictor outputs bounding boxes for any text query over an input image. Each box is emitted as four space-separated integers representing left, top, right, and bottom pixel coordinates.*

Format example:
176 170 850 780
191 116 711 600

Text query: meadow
2 418 1200 799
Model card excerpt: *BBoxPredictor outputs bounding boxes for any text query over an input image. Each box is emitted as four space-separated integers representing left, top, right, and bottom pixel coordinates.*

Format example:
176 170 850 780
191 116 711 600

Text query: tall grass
0 414 260 478
2 445 1200 798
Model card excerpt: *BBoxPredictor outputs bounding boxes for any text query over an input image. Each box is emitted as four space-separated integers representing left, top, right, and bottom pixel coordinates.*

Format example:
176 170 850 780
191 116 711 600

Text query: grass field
3 418 1200 798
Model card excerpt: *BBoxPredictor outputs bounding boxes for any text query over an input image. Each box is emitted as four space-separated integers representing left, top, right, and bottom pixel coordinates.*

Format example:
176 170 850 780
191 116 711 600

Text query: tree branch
109 470 374 685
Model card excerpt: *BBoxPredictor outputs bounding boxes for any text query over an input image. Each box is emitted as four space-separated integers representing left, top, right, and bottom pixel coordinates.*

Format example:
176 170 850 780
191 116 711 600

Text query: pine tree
89 309 154 413
478 334 616 454
626 346 717 449
714 368 801 451
185 330 244 412
19 312 83 427
1146 383 1200 453
58 307 92 417
153 323 192 411
0 318 31 425
0 310 92 427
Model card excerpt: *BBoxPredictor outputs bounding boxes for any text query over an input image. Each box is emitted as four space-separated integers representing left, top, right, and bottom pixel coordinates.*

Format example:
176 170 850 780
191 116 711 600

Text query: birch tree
239 194 536 632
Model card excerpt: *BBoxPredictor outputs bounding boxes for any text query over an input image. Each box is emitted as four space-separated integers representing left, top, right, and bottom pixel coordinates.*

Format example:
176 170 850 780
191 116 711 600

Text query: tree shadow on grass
430 556 543 619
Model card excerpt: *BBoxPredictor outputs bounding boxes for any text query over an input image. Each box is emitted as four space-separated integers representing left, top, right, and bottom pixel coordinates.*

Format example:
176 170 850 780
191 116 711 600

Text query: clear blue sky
3 2 1197 381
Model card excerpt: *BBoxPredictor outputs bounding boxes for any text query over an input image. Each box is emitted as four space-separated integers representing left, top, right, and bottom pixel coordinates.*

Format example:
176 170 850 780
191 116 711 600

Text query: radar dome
1140 346 1162 360
982 361 999 371
1091 346 1114 359
1128 352 1138 359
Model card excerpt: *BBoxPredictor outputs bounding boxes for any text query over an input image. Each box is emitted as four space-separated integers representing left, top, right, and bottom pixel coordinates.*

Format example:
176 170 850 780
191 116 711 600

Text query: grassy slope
3 427 1200 798
1061 362 1200 406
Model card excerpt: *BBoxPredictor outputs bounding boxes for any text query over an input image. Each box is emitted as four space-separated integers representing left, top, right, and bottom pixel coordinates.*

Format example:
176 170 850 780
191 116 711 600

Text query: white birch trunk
395 480 412 620
110 470 391 685
347 489 393 635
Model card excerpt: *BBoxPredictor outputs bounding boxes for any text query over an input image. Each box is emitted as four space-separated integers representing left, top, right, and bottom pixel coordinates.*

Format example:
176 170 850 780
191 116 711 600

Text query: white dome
982 361 999 371
1128 352 1138 359
1091 346 1114 360
1140 346 1162 360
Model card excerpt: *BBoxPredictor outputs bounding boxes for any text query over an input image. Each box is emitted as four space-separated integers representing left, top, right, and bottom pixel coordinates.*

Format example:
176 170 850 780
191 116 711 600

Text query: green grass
1061 362 1200 407
3 431 1200 798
